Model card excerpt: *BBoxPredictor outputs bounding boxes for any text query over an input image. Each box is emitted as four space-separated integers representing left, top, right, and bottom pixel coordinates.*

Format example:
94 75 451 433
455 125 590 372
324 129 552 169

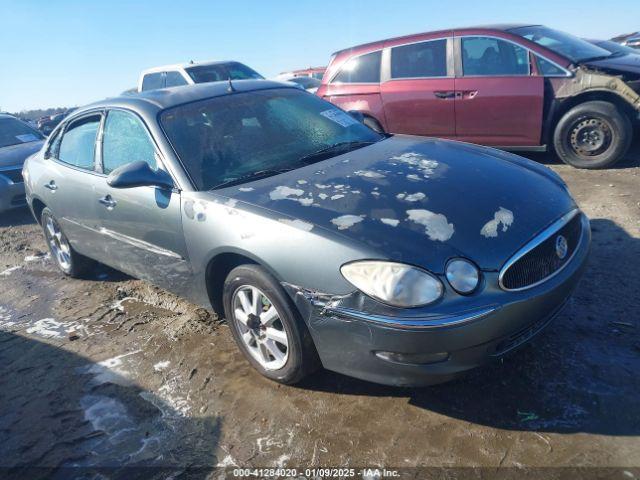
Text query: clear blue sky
1 0 638 112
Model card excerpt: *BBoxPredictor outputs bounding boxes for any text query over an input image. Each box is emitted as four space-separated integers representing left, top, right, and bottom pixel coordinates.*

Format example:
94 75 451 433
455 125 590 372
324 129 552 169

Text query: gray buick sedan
23 81 590 386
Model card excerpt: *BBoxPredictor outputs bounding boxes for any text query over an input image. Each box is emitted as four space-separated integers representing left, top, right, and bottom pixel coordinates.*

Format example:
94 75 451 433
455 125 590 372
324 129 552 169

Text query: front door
454 35 544 146
93 109 191 291
380 37 456 137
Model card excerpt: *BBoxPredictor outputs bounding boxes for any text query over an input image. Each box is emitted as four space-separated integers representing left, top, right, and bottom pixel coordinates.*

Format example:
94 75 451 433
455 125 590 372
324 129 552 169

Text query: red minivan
317 24 640 168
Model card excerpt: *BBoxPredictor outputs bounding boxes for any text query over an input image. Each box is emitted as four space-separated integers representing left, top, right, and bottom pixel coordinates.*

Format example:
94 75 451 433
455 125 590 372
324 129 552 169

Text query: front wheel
553 101 632 169
41 207 94 277
223 264 320 384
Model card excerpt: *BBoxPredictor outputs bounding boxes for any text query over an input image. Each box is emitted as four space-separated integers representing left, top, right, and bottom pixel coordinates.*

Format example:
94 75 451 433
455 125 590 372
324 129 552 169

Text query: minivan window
165 71 189 87
391 39 447 78
58 115 101 170
102 110 157 174
141 72 164 91
160 88 382 190
462 37 529 76
535 56 567 76
332 51 381 83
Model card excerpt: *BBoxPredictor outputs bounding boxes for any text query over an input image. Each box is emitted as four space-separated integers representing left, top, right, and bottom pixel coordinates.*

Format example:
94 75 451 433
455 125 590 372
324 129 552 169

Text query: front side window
186 62 263 83
141 72 164 91
160 88 382 190
0 117 43 148
332 51 381 83
58 115 101 170
165 71 189 87
535 56 567 76
462 37 529 76
391 39 448 78
102 110 157 174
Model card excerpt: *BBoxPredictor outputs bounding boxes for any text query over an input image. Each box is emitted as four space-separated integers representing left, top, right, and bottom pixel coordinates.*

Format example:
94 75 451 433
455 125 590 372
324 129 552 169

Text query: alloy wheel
44 215 72 271
232 285 289 370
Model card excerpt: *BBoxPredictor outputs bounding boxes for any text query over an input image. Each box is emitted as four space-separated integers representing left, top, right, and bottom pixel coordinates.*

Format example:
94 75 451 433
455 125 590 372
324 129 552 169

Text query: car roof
141 60 242 75
331 24 538 55
68 80 299 117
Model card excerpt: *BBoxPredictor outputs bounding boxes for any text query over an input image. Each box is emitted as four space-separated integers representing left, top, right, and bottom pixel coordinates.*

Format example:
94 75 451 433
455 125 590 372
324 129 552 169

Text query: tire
40 207 94 277
223 264 320 384
553 100 632 169
363 116 384 133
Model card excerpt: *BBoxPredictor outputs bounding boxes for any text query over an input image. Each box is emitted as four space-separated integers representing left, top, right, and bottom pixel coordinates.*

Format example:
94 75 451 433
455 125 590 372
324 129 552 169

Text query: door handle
461 90 479 99
434 91 456 99
44 181 58 191
98 195 117 209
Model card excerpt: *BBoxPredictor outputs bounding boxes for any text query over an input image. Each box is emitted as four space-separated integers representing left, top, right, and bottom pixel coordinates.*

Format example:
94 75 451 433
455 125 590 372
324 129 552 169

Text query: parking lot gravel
0 145 639 478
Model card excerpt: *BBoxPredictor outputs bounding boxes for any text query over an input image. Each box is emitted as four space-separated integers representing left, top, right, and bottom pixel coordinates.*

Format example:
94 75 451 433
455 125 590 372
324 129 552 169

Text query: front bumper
289 214 591 387
0 176 26 212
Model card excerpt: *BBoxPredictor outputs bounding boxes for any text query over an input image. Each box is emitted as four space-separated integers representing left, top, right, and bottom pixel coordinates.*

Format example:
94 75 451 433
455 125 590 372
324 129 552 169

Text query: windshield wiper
211 168 294 190
298 140 376 164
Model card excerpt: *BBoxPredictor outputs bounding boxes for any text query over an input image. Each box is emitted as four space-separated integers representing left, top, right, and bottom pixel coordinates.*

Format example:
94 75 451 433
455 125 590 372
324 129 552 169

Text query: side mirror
348 110 365 124
107 161 174 190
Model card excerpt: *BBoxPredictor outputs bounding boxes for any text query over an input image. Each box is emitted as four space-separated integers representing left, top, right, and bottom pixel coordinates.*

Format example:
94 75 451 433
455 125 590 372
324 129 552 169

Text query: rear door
41 113 104 259
93 109 191 289
319 50 385 127
380 37 456 137
454 35 544 146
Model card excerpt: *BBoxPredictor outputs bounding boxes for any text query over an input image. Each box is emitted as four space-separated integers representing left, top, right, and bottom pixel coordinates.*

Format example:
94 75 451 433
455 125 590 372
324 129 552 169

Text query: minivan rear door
453 34 544 146
380 35 456 137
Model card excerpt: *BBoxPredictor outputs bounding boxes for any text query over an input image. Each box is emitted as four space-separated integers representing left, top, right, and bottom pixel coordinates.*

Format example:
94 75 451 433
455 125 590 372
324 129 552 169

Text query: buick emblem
555 235 568 260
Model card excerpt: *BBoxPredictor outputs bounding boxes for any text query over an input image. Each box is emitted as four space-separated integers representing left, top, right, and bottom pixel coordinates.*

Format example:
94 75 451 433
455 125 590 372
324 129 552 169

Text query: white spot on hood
330 194 344 200
315 183 330 189
407 209 454 241
331 215 365 230
238 187 254 192
481 207 514 238
392 152 439 177
297 179 308 185
354 170 385 179
278 219 314 232
380 218 399 227
270 186 304 200
397 192 426 202
318 193 328 200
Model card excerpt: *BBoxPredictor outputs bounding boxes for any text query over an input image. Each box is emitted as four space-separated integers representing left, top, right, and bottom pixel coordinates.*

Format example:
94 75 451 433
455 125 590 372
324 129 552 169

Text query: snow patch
0 265 21 276
154 361 171 372
278 219 314 232
269 186 304 200
238 187 254 192
481 207 514 238
331 215 365 230
330 194 344 200
380 218 400 227
354 170 385 179
406 209 454 241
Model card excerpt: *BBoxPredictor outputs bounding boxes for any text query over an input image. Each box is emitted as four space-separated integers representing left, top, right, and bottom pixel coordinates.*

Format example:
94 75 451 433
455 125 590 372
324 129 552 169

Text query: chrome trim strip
99 227 184 259
322 305 498 330
499 209 583 292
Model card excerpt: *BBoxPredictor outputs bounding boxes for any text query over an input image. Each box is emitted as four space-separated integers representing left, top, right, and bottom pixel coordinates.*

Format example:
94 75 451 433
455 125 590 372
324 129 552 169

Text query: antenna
227 76 236 93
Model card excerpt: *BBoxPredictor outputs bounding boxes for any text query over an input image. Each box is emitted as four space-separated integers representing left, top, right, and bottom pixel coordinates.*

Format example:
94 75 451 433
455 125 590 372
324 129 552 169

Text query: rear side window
462 37 529 76
58 115 101 170
102 110 157 174
165 71 188 87
141 72 164 91
391 39 448 78
332 51 381 83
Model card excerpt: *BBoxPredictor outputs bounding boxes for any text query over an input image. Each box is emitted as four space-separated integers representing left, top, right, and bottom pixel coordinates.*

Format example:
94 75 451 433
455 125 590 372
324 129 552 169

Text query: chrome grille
500 210 583 291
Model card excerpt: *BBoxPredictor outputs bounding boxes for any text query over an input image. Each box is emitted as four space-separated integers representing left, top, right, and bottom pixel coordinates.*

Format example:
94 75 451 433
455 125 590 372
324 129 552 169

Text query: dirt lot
1 146 639 479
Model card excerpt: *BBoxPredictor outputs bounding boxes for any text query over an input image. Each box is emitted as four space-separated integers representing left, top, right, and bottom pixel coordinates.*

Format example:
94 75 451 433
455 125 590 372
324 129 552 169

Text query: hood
582 53 640 76
0 141 44 169
216 136 575 272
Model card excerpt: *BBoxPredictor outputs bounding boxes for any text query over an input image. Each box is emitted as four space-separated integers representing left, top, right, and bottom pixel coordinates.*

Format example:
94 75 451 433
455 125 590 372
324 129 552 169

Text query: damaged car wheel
223 265 319 384
554 101 632 169
41 207 94 277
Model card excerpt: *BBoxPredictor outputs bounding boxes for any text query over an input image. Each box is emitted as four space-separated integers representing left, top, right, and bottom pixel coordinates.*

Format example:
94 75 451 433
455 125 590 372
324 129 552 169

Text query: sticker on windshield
320 109 359 128
16 134 39 143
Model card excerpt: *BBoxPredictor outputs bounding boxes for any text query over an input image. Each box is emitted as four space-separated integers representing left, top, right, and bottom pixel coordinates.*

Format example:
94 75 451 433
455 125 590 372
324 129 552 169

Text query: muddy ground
0 145 639 479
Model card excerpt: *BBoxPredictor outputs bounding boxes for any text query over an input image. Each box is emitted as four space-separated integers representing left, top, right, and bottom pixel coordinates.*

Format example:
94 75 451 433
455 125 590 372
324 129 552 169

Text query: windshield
510 26 612 63
0 117 44 148
160 88 383 190
185 62 264 83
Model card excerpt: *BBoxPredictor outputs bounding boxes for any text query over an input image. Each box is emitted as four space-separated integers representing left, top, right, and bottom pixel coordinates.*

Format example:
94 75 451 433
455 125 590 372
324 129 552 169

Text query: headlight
445 259 480 294
340 261 443 308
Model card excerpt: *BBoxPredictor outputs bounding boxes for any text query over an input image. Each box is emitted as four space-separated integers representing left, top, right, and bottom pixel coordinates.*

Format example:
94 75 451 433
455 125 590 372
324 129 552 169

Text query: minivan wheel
553 101 632 169
223 264 320 384
40 207 94 277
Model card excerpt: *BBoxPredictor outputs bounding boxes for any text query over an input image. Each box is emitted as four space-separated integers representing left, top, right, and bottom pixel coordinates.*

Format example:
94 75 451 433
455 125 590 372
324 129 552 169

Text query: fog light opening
375 350 449 366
